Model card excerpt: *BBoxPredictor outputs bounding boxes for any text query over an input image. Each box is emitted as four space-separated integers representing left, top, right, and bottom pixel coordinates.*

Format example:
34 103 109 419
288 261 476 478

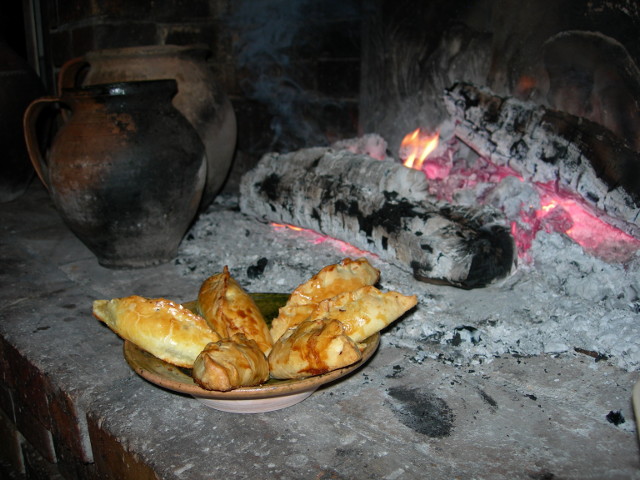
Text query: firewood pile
444 82 640 239
238 82 640 288
239 147 516 289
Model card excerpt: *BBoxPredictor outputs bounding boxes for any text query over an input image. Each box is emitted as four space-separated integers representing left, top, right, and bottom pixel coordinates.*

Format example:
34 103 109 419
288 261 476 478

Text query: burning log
444 82 640 239
239 147 516 289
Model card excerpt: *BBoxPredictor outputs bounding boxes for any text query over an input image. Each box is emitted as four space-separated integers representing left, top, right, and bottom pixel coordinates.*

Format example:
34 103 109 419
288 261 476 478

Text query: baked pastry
192 334 270 391
270 257 380 341
197 266 273 355
268 318 362 380
309 285 418 342
286 257 380 306
92 295 220 368
268 303 316 345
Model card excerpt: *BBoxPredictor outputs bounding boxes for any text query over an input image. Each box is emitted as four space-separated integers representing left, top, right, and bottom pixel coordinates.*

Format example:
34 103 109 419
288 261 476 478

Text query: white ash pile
177 120 640 372
176 187 640 372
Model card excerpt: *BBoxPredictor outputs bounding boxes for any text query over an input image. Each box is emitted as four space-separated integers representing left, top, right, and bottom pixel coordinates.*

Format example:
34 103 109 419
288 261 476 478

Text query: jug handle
58 56 88 94
23 96 62 191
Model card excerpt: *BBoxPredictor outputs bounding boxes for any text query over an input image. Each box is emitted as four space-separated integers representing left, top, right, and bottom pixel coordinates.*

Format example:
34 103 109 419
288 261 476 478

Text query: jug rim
61 79 178 97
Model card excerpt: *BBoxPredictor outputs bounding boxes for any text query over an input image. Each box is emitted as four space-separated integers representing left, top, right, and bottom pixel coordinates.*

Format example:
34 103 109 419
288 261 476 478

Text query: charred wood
239 147 516 289
444 82 640 238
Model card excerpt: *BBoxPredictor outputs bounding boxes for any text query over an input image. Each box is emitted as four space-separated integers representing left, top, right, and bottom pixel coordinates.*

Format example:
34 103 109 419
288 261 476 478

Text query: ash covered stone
386 386 455 437
176 193 640 372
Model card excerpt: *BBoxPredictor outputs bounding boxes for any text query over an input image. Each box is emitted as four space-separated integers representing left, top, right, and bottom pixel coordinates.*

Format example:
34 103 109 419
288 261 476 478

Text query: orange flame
540 200 558 213
272 222 303 231
400 128 439 170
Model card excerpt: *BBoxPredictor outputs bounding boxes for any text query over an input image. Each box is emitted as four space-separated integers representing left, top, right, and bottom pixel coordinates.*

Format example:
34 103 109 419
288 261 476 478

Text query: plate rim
123 332 380 400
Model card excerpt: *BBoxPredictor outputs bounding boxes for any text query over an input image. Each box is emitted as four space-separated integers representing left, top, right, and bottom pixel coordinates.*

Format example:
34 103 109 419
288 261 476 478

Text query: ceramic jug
58 44 237 210
23 80 206 269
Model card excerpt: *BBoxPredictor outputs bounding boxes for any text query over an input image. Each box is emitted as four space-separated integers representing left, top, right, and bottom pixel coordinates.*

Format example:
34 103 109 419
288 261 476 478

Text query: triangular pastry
92 295 220 368
270 257 380 342
198 266 273 355
268 303 316 345
286 257 380 306
309 285 418 342
268 318 362 380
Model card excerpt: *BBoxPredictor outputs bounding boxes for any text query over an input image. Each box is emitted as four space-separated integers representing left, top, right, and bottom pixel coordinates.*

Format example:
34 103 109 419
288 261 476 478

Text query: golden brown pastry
270 258 380 342
268 303 316 346
197 266 273 355
286 257 380 306
309 285 418 342
92 295 220 368
192 334 270 391
268 318 362 380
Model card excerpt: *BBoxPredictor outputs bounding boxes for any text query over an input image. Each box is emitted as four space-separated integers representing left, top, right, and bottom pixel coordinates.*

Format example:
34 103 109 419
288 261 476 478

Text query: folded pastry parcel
270 257 380 342
92 295 220 368
268 303 316 343
192 333 270 391
198 266 273 355
286 257 380 306
309 285 418 342
268 318 362 380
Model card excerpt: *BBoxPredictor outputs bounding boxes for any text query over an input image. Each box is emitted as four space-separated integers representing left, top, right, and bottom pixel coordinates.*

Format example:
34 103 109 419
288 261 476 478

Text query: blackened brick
21 441 64 480
88 413 160 480
160 22 218 46
0 407 24 477
4 342 51 429
70 23 158 56
48 30 74 69
14 401 56 464
48 387 93 464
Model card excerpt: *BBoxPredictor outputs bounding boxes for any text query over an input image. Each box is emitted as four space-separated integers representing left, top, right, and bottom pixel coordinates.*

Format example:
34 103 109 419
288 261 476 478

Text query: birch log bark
240 147 516 288
444 82 640 238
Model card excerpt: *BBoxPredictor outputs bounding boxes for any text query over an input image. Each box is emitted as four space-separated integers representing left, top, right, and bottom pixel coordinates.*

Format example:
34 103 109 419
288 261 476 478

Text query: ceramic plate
123 293 380 413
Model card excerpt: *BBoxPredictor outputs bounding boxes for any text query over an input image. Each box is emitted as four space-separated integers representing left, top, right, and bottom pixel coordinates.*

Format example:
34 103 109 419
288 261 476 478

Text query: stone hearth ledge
0 182 639 479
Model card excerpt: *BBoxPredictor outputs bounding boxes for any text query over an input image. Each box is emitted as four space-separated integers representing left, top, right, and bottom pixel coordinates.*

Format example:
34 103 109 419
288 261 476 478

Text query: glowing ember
398 131 640 263
271 222 304 233
269 131 640 265
535 184 640 263
506 180 640 263
400 128 439 171
270 223 375 258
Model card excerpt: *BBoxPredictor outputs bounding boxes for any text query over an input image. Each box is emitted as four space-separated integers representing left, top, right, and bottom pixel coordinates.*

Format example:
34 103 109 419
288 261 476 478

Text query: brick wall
38 0 362 194
0 333 170 479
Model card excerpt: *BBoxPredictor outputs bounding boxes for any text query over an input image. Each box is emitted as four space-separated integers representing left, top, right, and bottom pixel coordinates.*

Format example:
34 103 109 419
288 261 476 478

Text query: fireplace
15 0 638 365
359 0 640 152
210 0 640 268
25 0 640 203
172 0 640 371
356 0 640 261
2 1 640 479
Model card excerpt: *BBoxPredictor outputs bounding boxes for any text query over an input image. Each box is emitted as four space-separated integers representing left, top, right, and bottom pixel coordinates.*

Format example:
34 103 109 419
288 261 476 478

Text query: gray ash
178 190 640 372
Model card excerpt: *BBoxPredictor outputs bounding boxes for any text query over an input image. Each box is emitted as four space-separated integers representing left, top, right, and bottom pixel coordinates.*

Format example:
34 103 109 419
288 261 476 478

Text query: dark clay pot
58 44 237 210
0 40 45 202
23 80 206 269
